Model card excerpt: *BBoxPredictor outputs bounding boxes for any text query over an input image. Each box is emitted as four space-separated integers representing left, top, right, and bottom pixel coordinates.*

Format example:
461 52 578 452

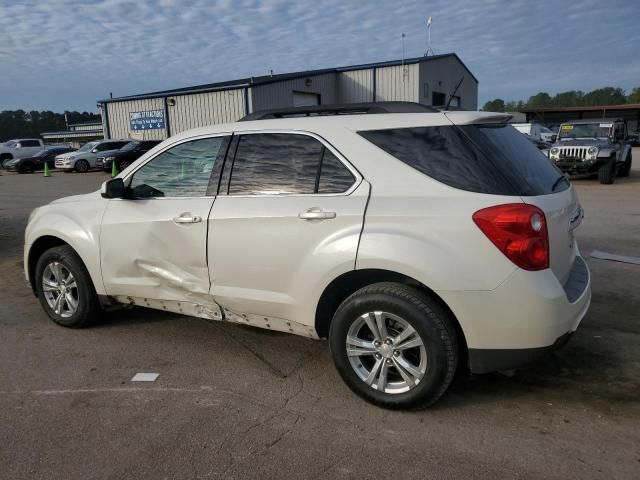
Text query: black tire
1 155 12 168
329 282 458 410
75 159 90 173
19 161 35 173
34 245 100 328
598 156 616 184
618 153 631 178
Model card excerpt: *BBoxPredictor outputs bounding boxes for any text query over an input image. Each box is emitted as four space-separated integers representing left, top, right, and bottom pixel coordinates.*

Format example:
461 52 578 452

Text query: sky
0 0 638 112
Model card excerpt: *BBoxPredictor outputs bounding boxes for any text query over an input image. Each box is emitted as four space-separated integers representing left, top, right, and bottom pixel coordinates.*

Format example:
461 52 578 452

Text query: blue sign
130 110 165 131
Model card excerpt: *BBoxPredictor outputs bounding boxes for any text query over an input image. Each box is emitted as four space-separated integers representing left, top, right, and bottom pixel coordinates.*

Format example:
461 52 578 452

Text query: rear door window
359 124 566 196
227 133 322 195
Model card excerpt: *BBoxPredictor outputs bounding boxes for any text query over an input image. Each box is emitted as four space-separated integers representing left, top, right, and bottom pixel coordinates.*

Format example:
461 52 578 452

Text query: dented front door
100 136 229 310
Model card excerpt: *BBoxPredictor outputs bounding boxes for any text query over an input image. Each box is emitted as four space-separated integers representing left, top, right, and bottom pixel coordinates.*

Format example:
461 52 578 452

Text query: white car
512 123 555 143
24 104 591 409
54 139 130 172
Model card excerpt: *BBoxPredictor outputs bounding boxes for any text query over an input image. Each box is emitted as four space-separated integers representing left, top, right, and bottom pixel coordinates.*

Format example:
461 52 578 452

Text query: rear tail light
473 203 549 271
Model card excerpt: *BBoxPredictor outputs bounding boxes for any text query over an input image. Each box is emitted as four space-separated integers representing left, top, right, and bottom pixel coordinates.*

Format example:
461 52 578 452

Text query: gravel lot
1 154 639 479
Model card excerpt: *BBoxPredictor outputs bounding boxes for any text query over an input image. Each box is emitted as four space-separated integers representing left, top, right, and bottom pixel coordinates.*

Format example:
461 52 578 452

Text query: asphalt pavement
0 158 639 479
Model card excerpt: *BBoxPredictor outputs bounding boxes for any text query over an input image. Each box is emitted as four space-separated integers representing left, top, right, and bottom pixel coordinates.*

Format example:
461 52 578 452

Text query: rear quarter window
359 124 566 196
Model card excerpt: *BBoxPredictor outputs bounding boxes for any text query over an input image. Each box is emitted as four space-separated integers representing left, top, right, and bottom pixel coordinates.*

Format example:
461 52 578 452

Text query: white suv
24 103 591 409
55 139 130 172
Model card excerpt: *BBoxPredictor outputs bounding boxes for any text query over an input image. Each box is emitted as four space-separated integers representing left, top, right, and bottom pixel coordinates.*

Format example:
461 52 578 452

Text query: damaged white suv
24 102 591 409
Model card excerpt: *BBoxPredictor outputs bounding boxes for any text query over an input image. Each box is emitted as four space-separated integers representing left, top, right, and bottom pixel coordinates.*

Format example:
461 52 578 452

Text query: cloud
0 0 638 111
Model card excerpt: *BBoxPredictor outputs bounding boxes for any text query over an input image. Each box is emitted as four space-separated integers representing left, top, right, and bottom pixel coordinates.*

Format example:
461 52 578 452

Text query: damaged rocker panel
112 296 318 338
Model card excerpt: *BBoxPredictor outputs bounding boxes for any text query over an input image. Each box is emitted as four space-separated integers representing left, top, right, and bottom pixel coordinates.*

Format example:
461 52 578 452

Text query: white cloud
0 0 638 111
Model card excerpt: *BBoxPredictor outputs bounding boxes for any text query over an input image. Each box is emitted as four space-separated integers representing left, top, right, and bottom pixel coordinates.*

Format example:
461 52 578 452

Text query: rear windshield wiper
551 174 569 192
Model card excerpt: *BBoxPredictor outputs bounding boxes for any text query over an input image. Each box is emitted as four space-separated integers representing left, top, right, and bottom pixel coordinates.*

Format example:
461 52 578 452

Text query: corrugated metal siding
251 73 337 111
375 64 419 102
167 89 245 135
419 56 478 110
71 123 102 131
107 97 166 140
337 69 373 103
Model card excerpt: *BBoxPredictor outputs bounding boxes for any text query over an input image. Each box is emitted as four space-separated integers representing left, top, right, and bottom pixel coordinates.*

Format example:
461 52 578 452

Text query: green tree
582 87 626 106
482 99 506 112
627 87 640 104
525 92 553 108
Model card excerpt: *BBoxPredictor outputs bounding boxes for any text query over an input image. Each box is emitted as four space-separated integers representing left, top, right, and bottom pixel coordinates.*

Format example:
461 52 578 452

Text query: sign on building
130 110 165 131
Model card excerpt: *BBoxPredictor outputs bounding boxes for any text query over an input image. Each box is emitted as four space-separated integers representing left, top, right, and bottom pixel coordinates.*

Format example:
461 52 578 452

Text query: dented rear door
100 135 231 307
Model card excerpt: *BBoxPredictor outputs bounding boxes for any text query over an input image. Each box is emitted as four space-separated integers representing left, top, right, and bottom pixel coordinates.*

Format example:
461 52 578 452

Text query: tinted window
98 141 128 151
318 149 355 193
228 133 322 195
129 137 228 198
21 140 41 147
359 125 566 196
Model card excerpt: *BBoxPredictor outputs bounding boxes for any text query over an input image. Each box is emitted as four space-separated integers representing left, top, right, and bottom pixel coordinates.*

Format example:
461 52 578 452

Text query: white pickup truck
0 139 45 166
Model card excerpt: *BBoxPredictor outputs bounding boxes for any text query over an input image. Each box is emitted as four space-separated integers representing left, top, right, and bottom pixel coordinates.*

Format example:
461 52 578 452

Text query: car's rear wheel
329 282 458 409
598 156 616 184
19 161 35 173
75 160 90 173
618 153 632 178
34 246 100 328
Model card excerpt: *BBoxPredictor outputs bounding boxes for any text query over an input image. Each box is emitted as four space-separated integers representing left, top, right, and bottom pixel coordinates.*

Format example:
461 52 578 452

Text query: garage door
292 91 320 107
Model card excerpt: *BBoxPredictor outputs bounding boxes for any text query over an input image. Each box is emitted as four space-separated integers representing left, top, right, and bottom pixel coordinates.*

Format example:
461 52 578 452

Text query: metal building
99 53 478 141
41 121 104 148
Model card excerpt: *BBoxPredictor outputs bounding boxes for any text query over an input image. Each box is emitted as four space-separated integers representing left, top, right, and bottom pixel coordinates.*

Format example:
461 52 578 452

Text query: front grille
559 147 588 161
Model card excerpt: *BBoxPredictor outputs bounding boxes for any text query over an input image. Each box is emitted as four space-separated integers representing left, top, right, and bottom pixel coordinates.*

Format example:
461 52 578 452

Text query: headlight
550 147 559 155
588 147 597 155
105 156 116 161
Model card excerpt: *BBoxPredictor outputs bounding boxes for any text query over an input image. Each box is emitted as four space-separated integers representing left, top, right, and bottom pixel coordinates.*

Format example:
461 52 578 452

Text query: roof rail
239 101 437 121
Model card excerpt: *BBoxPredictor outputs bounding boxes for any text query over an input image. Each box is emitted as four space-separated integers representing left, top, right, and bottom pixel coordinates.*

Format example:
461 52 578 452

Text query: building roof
41 129 104 137
562 118 622 124
100 53 478 103
520 104 640 113
67 122 102 127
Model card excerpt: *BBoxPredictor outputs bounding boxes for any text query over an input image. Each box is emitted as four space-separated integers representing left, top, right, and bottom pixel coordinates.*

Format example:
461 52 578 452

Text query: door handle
173 213 202 224
298 207 336 220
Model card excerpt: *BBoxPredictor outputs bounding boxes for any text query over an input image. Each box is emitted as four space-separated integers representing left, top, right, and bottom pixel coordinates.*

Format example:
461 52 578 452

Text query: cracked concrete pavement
1 157 639 479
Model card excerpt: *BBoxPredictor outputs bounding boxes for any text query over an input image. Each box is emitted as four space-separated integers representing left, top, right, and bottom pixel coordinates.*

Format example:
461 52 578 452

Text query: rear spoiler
444 112 513 125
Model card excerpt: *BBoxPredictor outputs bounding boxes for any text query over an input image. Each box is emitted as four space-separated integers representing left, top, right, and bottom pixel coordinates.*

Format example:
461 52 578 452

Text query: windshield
3 141 17 147
558 123 612 139
120 141 139 151
78 142 97 152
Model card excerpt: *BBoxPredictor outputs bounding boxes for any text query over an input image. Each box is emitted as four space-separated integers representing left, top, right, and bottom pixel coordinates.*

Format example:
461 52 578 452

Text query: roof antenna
425 17 434 56
444 76 465 110
401 33 408 82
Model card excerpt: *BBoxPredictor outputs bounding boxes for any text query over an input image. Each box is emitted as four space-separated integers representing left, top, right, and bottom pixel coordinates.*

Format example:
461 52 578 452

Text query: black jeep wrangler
548 118 632 184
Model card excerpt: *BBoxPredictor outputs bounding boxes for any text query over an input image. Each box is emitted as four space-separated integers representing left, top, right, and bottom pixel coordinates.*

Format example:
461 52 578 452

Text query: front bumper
439 254 591 373
554 158 601 175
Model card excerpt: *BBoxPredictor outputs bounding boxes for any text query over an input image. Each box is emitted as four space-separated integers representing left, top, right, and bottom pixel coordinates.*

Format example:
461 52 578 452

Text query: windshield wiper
551 174 569 192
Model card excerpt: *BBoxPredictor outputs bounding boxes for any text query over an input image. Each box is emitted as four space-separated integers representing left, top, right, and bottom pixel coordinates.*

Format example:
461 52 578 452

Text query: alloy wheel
346 311 427 394
41 262 79 318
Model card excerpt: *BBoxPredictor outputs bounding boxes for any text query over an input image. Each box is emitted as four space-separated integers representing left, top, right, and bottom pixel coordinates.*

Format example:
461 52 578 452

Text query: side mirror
91 148 99 153
101 178 125 198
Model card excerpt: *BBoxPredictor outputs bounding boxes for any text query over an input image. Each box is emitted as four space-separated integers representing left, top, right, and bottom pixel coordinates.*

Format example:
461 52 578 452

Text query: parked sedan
97 140 162 172
5 147 76 173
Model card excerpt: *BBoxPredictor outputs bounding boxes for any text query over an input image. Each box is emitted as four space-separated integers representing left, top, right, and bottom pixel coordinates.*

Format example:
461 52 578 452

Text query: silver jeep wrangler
548 118 632 184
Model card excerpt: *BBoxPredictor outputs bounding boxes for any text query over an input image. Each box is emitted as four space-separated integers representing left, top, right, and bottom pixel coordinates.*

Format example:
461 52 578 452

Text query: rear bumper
439 253 591 373
468 332 574 374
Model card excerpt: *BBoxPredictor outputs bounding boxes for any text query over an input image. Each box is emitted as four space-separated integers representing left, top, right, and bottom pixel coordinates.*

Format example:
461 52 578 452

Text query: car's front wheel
75 160 90 173
329 283 458 409
598 156 616 184
34 245 100 328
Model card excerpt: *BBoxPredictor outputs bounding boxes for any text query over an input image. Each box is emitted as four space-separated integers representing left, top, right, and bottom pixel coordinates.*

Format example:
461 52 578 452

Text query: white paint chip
131 373 159 382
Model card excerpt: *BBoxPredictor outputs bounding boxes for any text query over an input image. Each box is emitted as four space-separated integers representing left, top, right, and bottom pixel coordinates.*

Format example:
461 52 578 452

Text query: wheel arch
27 236 70 295
27 235 101 298
315 268 468 364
